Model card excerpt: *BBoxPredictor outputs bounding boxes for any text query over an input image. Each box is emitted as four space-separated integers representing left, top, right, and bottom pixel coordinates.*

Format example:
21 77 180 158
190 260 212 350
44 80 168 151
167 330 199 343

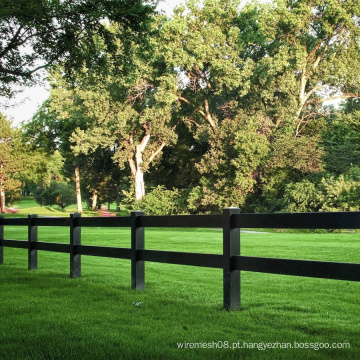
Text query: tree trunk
116 188 121 212
91 190 97 211
134 168 145 201
74 166 83 213
0 187 5 213
0 162 4 213
135 145 145 201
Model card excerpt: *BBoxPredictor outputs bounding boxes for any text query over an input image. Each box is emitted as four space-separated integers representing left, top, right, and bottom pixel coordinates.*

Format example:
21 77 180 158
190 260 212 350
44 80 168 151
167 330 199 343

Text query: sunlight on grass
0 227 359 359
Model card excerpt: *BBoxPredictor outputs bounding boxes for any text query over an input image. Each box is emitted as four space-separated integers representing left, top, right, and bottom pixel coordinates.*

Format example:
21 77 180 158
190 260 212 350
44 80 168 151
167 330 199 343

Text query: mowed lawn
0 226 359 359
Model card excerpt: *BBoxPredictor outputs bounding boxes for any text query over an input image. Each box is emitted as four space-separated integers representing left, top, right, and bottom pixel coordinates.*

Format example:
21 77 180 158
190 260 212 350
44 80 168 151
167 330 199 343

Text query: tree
0 114 22 212
34 181 76 209
0 0 156 98
23 0 360 213
241 0 360 133
150 0 268 211
158 0 254 133
186 113 271 212
66 22 179 201
321 108 360 174
69 73 178 201
78 147 127 211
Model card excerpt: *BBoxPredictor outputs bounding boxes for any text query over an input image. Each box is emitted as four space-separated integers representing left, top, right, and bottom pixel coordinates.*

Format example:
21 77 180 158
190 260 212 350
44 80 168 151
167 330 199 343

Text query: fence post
223 207 241 311
28 214 38 270
131 210 145 290
70 213 81 278
0 215 3 265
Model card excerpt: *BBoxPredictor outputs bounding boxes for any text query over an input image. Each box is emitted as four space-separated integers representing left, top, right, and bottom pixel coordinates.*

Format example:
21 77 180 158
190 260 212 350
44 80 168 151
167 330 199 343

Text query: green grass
7 196 128 217
1 227 359 359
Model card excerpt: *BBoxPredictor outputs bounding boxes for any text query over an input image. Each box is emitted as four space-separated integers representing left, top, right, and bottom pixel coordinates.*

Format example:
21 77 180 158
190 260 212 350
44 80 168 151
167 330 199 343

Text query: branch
179 95 216 129
139 133 150 153
28 63 48 75
308 93 360 104
179 96 208 122
204 98 216 129
128 158 137 178
306 42 322 63
0 25 24 59
299 69 307 103
149 142 166 164
0 66 31 78
184 118 200 127
0 62 48 78
179 96 191 105
297 69 307 117
304 85 322 104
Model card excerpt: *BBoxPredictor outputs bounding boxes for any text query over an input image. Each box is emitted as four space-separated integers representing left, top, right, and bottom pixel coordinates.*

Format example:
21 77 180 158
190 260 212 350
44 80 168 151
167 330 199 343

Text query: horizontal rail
3 212 360 229
233 256 360 281
138 249 223 268
76 245 131 259
234 212 360 229
0 216 132 228
79 217 131 227
138 215 223 228
35 217 71 227
34 242 70 253
1 218 28 226
1 239 28 248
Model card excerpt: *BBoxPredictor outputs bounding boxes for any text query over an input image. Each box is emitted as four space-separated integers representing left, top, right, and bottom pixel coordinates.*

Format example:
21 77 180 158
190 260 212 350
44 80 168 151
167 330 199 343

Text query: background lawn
5 196 127 217
0 225 359 359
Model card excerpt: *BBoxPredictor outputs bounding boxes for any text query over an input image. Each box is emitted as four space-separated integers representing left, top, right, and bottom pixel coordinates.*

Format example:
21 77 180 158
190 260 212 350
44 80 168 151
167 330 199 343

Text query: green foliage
188 113 271 213
35 184 56 207
125 185 187 215
22 0 360 214
0 0 156 98
321 110 360 174
320 168 360 212
281 167 360 213
35 181 76 209
63 23 179 201
0 114 23 209
283 180 324 213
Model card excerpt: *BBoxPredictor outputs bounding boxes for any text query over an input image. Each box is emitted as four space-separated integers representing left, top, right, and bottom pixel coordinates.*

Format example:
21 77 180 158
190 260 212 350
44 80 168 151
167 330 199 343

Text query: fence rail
1 209 360 310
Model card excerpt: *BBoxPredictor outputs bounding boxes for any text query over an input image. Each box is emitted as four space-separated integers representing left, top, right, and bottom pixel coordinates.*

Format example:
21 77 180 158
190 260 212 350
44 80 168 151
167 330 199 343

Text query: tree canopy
0 0 156 97
18 0 360 214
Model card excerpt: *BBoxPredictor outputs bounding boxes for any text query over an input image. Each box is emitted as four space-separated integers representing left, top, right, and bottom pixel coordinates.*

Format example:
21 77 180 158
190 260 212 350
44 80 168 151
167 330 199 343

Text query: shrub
34 181 76 209
281 166 360 213
320 173 360 212
283 180 324 212
125 186 187 215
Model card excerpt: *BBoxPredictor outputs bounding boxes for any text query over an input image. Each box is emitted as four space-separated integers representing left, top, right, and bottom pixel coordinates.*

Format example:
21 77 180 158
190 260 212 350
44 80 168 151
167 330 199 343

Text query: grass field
1 225 359 359
6 196 126 217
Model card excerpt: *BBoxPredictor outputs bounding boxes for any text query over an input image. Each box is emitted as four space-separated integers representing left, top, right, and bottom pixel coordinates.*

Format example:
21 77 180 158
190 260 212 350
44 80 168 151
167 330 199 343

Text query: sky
1 0 183 127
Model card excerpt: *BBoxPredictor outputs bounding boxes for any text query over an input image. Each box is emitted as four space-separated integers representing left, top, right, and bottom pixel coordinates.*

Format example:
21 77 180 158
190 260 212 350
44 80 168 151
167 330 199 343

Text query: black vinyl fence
1 208 360 310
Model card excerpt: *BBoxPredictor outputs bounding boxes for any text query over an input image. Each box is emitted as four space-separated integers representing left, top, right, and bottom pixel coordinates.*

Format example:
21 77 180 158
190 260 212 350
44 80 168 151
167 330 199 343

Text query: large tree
24 94 89 213
68 33 178 201
151 0 267 210
240 0 360 132
0 0 156 98
158 0 254 132
0 115 22 212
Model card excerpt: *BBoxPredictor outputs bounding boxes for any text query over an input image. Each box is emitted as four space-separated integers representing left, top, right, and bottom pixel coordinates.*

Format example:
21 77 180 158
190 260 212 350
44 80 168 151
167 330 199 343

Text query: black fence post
131 210 145 290
70 213 81 278
223 207 241 311
28 214 38 270
0 215 3 265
